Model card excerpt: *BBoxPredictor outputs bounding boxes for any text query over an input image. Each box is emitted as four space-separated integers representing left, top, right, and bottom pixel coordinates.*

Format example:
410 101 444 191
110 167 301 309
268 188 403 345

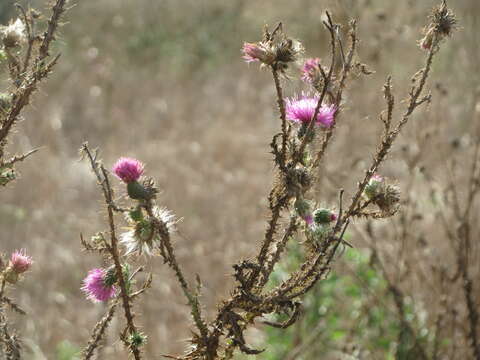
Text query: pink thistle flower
81 268 116 303
301 58 321 84
112 157 144 183
10 249 32 274
285 95 336 128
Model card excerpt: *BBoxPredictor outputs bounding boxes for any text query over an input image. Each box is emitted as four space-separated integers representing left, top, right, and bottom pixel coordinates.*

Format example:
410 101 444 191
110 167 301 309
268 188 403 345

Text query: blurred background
1 0 479 359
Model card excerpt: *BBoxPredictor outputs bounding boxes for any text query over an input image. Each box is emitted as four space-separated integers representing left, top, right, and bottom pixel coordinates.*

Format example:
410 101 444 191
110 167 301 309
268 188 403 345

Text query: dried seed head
431 0 457 37
1 18 26 48
272 38 303 72
420 1 456 50
375 184 401 213
286 166 312 194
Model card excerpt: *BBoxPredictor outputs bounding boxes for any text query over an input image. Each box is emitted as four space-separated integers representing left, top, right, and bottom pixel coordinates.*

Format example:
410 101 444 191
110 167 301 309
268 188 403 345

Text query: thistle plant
0 1 67 358
76 2 456 359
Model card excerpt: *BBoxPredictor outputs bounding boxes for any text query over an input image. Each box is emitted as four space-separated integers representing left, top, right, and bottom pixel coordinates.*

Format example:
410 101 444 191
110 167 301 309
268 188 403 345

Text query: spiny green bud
127 181 153 201
364 174 384 199
129 331 147 348
313 208 337 225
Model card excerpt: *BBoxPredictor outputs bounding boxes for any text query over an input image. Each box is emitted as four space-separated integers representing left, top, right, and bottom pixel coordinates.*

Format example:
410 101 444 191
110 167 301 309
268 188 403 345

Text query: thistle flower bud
313 208 337 225
3 249 32 284
127 180 155 201
364 174 384 199
286 166 312 194
363 175 401 214
10 249 32 274
2 19 26 48
294 198 311 218
294 198 314 225
129 331 147 348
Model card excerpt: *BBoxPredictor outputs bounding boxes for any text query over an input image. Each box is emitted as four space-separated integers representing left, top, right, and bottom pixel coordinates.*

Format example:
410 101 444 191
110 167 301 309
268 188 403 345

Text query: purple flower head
301 58 321 84
285 94 336 128
10 249 32 274
81 268 116 303
112 157 144 183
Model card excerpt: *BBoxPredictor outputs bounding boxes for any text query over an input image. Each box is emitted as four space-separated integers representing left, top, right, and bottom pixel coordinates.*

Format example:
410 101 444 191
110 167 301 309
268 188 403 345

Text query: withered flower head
242 24 303 73
2 18 26 48
420 1 456 50
430 0 457 37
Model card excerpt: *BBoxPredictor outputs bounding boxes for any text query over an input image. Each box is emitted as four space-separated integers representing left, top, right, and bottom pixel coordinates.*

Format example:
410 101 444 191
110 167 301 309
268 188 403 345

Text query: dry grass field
1 0 479 358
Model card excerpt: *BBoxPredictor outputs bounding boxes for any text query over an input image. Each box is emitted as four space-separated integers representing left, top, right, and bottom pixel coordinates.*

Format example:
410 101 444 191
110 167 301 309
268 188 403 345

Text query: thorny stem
312 20 357 168
38 0 67 61
83 300 118 360
295 12 337 165
145 204 210 351
344 36 440 221
0 149 39 168
259 217 297 288
82 145 142 360
271 68 288 169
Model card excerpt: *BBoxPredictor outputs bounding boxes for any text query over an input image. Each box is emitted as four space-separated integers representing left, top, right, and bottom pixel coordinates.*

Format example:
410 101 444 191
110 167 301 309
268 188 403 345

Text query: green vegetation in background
255 246 436 360
56 340 80 360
